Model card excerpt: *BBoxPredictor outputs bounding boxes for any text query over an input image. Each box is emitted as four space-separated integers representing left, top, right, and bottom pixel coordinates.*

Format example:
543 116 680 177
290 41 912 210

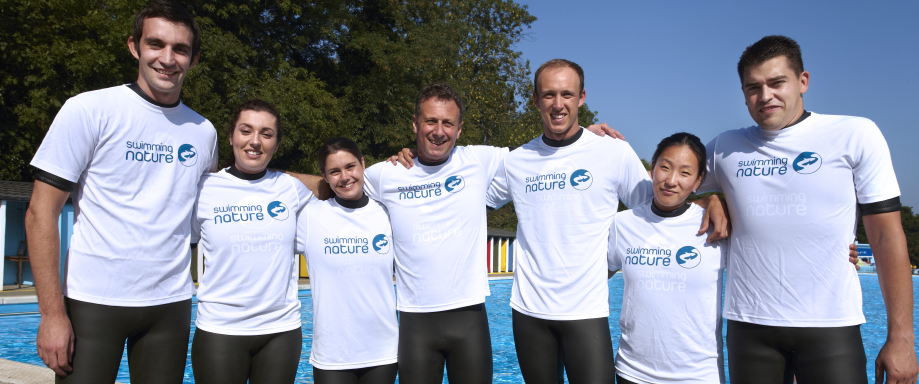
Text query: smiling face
127 17 198 105
413 98 463 163
652 145 704 211
229 110 279 174
742 56 809 131
322 150 366 201
533 66 586 141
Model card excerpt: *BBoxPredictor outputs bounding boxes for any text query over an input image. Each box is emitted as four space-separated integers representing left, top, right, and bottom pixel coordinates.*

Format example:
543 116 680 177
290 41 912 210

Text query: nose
552 97 564 110
248 132 261 147
665 172 678 187
161 47 177 67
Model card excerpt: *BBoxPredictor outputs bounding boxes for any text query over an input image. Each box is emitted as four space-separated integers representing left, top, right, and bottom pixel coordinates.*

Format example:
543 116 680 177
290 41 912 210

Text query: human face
651 145 704 211
322 151 366 201
413 98 463 163
229 110 279 174
533 67 586 141
127 17 199 105
742 56 809 131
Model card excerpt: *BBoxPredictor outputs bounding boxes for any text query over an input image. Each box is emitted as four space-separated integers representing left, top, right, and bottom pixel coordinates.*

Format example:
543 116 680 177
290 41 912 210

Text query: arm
863 211 918 384
24 181 74 376
585 122 626 140
693 194 730 243
278 171 332 200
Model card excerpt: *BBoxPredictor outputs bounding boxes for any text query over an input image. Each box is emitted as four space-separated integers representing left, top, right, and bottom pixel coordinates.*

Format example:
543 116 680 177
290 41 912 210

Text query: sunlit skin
229 110 279 174
652 145 704 212
127 17 199 105
322 151 366 201
533 67 586 141
742 56 809 131
413 98 463 163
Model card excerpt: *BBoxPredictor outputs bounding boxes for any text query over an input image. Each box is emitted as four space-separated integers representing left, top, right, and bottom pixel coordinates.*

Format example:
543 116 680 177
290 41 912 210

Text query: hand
848 243 860 270
698 195 730 242
585 123 626 140
36 313 74 377
387 148 416 169
875 337 919 384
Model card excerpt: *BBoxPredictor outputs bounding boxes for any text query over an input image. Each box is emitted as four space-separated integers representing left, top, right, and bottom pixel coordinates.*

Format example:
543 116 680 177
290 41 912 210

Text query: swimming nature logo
569 169 593 191
792 152 822 174
177 144 197 167
372 234 391 254
675 246 701 269
444 175 465 193
267 201 289 221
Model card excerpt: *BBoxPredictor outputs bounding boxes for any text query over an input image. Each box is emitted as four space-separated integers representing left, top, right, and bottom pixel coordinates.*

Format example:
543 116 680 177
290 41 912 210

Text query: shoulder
809 113 880 136
65 85 129 110
508 136 544 157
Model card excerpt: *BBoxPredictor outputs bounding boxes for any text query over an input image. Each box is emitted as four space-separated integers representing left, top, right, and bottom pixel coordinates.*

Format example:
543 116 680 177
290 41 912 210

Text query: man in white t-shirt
25 2 217 382
699 35 917 384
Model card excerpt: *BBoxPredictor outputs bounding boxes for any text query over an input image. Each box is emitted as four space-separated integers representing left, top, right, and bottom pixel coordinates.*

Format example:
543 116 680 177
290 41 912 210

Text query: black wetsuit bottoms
727 320 868 384
512 310 616 384
58 297 191 384
313 363 398 384
616 375 637 384
191 327 302 384
397 303 493 384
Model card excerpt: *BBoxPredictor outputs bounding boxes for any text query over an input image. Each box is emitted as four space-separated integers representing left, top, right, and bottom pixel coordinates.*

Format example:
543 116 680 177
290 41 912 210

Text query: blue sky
514 0 919 208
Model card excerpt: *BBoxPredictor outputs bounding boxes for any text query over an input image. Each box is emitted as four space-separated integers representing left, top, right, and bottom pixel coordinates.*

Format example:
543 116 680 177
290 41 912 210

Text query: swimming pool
0 274 916 383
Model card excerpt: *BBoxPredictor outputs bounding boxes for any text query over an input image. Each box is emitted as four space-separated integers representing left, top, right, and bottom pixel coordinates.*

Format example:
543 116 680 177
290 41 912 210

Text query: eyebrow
744 75 789 88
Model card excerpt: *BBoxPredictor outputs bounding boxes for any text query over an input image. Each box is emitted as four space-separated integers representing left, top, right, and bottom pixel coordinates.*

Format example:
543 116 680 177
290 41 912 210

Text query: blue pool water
1 274 916 383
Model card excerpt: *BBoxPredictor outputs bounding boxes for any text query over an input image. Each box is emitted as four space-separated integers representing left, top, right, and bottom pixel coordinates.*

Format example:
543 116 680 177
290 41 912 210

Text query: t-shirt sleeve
617 144 653 209
293 177 316 255
190 180 205 244
363 163 386 201
207 132 219 173
485 156 512 209
468 145 510 182
851 122 900 204
696 137 722 193
30 97 99 182
608 214 623 271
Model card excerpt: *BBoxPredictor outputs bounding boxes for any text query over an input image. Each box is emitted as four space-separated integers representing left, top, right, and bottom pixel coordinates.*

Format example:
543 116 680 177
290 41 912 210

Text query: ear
799 71 810 95
359 157 366 169
412 115 419 135
578 88 586 108
127 36 140 60
456 120 463 139
692 172 704 192
531 91 540 111
189 52 200 70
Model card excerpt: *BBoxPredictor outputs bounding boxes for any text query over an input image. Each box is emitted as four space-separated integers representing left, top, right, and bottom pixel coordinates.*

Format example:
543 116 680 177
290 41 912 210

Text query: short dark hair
414 83 464 122
651 132 707 184
533 59 584 95
737 35 804 83
132 0 201 57
318 137 365 173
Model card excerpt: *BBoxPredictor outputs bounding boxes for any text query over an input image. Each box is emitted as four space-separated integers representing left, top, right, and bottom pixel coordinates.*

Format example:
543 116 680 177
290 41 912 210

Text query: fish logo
675 246 701 269
444 175 465 193
372 234 391 254
570 169 593 191
792 152 822 174
177 144 197 167
267 201 289 221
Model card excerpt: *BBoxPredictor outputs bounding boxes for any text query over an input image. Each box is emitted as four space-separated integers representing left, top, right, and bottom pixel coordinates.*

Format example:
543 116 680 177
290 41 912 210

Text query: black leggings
397 303 493 384
616 375 637 384
313 363 398 384
191 327 302 384
58 297 191 384
727 320 868 384
512 310 615 384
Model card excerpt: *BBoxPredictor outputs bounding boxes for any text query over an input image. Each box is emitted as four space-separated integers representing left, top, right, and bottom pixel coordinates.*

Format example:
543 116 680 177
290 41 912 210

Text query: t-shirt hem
194 320 302 336
309 356 398 370
509 302 609 320
397 297 485 313
616 358 723 384
723 312 866 327
64 291 192 307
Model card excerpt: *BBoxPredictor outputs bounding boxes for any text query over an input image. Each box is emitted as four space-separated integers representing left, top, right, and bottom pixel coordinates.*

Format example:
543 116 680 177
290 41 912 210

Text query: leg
249 328 303 384
727 320 795 384
616 375 638 384
512 309 564 384
397 311 446 384
125 299 192 384
190 328 251 384
356 363 399 384
314 366 359 384
56 298 131 384
556 317 615 384
443 304 493 384
790 325 868 384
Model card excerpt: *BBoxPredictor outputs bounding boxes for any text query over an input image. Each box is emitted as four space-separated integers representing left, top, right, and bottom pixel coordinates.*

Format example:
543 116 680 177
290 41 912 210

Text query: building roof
0 181 34 202
487 228 517 238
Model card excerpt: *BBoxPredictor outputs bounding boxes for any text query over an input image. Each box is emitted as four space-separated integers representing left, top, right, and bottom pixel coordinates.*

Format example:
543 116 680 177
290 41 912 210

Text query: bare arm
692 195 730 242
277 171 332 200
24 181 74 376
863 211 918 384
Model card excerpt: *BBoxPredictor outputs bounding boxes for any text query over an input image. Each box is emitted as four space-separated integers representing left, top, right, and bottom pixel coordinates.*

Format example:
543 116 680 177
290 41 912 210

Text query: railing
487 231 517 273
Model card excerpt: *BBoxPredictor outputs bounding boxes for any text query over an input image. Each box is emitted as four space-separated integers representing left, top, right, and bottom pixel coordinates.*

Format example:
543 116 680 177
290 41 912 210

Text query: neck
651 199 691 218
542 127 583 147
335 193 369 209
227 163 267 181
418 153 449 166
135 77 181 105
543 123 580 141
783 109 811 129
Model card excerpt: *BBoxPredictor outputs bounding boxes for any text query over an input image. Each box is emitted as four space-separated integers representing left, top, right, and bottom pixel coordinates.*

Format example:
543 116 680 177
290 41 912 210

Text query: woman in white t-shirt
191 100 313 383
301 137 399 384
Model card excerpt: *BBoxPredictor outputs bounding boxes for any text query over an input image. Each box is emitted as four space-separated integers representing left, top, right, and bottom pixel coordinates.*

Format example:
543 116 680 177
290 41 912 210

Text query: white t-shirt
191 170 312 335
300 197 398 370
698 112 900 327
363 145 508 312
30 85 218 306
609 203 726 384
487 130 653 320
